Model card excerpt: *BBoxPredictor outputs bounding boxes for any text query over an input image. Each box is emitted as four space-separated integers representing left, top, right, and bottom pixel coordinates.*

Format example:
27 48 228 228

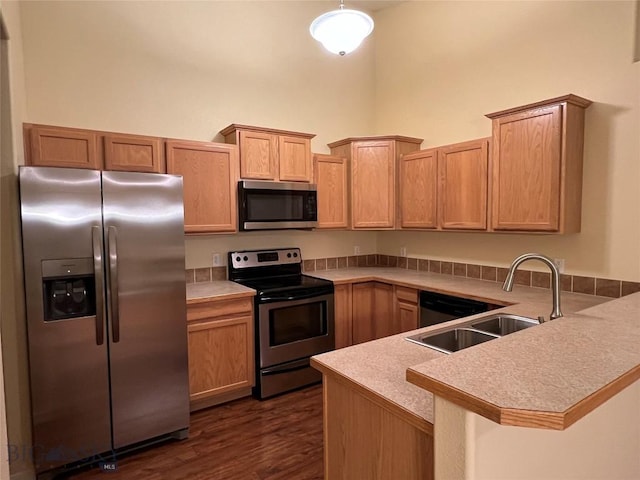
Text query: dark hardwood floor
67 385 324 480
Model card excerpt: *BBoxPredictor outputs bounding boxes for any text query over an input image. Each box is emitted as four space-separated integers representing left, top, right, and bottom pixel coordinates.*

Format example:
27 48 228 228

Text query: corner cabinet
221 124 315 182
486 94 592 233
329 136 423 229
166 139 239 234
313 153 349 229
345 282 416 347
186 296 254 411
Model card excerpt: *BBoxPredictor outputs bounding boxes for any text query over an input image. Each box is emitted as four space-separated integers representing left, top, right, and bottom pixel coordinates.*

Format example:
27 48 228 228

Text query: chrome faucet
503 253 563 322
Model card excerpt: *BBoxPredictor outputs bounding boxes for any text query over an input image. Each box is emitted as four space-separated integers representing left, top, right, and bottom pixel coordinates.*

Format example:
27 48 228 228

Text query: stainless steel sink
471 313 540 335
405 328 500 354
405 313 540 354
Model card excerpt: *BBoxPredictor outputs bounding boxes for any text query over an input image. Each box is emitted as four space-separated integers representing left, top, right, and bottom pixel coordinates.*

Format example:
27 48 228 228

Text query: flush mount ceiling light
310 0 374 56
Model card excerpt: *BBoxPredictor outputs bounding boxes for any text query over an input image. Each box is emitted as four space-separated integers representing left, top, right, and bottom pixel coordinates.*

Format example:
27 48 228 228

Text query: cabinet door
314 154 349 229
352 141 395 228
279 135 311 182
351 283 375 344
187 314 254 402
491 105 561 231
396 301 419 333
398 149 438 229
372 283 394 338
104 134 165 173
166 140 239 234
439 139 489 230
334 284 353 349
238 130 278 180
28 125 101 169
394 286 418 333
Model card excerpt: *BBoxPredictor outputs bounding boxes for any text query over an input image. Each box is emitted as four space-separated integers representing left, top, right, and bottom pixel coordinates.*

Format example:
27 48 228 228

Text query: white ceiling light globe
310 8 374 56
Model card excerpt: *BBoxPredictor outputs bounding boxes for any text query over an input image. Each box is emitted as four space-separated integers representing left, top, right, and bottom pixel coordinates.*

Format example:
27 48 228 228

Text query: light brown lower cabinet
394 285 419 332
334 284 353 349
322 374 434 480
343 282 416 347
187 297 254 411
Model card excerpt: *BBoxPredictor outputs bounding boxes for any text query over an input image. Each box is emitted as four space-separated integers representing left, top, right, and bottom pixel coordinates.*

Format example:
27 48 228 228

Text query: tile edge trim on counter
186 255 640 299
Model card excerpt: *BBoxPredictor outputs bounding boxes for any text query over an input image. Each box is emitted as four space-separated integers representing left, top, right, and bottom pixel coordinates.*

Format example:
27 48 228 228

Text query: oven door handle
260 291 330 302
262 358 311 376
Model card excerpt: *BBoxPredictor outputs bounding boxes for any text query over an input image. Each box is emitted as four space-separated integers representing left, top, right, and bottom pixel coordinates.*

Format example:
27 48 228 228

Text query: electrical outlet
354 245 361 255
553 258 565 273
400 247 407 257
212 253 222 267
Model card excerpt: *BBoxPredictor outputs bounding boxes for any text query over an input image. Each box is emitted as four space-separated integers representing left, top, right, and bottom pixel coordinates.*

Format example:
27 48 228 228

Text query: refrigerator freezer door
101 171 189 448
19 167 111 472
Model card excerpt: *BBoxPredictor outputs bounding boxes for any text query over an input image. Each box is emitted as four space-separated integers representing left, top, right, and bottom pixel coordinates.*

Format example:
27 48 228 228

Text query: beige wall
1 0 31 478
16 1 640 280
374 1 640 281
19 0 377 148
18 0 379 263
434 382 640 479
186 230 376 269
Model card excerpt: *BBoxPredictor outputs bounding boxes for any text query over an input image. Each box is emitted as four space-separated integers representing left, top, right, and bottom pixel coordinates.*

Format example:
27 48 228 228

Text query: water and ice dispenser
41 258 96 321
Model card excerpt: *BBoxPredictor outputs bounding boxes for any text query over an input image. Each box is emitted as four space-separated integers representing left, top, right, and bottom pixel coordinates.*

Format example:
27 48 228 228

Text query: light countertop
185 268 638 431
309 268 638 431
186 281 255 304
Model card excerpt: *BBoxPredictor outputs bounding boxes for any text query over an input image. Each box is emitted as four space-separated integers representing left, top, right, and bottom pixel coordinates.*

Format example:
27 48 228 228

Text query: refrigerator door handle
108 225 120 343
92 226 105 345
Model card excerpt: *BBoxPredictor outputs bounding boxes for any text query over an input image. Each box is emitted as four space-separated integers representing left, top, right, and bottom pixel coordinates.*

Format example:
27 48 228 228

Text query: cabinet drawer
187 297 253 322
395 286 418 304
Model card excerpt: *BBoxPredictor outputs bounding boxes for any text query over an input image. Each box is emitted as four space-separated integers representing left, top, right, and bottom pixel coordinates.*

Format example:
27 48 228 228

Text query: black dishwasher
419 291 491 328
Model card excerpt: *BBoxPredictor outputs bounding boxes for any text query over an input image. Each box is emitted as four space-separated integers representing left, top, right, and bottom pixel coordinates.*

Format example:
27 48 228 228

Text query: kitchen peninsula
310 268 640 480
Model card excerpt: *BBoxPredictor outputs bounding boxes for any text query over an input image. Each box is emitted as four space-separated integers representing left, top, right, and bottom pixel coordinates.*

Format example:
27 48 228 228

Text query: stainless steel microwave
238 180 318 231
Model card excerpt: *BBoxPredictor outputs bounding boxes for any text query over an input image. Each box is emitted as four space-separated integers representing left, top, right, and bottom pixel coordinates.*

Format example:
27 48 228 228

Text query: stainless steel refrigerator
19 166 189 475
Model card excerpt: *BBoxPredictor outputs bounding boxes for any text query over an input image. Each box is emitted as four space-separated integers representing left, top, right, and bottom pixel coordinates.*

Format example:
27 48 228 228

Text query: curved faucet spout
502 253 563 321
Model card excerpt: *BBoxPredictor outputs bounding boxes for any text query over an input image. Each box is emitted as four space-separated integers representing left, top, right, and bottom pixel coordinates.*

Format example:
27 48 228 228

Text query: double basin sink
405 313 540 354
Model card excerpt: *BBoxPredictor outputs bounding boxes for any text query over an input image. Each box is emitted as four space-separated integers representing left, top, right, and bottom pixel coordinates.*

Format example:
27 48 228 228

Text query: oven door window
269 301 327 346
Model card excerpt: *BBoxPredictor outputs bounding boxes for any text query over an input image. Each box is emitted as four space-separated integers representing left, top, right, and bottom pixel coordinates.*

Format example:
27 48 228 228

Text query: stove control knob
243 256 249 261
235 256 241 262
287 253 292 258
293 252 298 258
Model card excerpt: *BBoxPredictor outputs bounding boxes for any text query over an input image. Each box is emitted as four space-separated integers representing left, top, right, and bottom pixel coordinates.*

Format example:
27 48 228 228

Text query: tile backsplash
186 255 640 299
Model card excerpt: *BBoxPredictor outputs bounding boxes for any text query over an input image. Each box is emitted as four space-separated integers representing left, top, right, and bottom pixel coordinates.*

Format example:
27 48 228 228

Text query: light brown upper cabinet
313 153 349 229
438 138 490 230
104 133 164 173
486 94 592 233
166 140 239 234
398 138 490 231
25 124 102 170
24 123 167 173
329 136 423 229
398 148 438 229
221 124 315 182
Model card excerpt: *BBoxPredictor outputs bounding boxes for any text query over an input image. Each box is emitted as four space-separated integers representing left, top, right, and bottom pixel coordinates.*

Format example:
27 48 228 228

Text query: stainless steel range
228 248 335 399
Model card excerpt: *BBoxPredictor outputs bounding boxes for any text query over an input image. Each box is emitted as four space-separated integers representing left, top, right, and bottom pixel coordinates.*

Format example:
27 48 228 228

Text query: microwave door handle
92 226 105 345
107 226 120 343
